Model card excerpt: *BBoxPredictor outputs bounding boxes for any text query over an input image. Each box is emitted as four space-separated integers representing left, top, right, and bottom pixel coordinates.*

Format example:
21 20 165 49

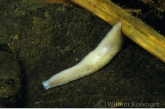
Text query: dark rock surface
0 0 165 107
0 43 21 107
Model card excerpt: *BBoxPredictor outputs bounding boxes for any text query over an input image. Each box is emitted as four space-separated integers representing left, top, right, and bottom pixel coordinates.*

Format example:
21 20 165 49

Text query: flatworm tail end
118 22 121 26
42 81 50 90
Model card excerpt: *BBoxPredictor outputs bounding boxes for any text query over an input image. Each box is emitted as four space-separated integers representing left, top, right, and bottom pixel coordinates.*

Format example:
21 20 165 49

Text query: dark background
0 0 165 107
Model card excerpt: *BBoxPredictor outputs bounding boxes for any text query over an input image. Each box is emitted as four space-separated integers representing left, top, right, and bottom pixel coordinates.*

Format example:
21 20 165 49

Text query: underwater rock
0 43 21 107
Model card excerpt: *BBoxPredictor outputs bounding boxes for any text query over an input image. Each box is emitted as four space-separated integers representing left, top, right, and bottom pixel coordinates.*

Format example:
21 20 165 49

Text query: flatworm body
42 22 123 90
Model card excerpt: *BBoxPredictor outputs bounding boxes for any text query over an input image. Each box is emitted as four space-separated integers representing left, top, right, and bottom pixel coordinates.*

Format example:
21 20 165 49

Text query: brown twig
71 0 165 63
